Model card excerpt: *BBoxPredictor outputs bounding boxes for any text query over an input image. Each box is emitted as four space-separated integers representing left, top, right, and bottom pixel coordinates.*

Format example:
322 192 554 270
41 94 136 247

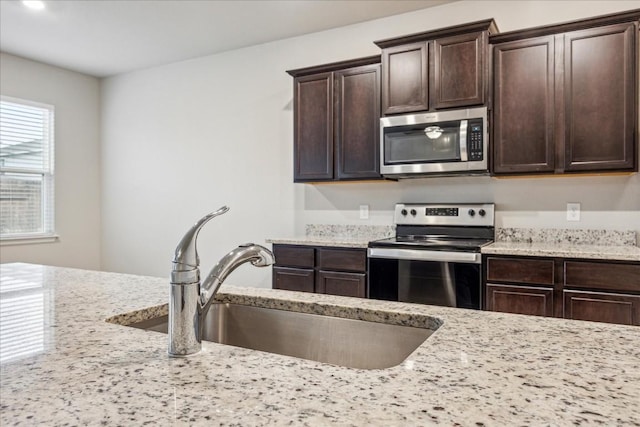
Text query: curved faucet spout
168 210 275 357
200 243 275 314
172 206 229 272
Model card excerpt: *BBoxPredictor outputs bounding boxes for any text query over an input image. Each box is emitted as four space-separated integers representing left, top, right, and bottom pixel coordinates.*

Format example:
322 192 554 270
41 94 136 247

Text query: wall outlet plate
359 205 369 220
567 203 581 221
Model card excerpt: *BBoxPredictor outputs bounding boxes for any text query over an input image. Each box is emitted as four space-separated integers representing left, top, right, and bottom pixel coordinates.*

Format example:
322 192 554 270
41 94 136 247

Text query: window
0 96 55 242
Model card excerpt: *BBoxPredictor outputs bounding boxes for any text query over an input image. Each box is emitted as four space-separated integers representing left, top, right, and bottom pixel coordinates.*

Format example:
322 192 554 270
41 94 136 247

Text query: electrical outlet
567 203 581 221
359 205 369 220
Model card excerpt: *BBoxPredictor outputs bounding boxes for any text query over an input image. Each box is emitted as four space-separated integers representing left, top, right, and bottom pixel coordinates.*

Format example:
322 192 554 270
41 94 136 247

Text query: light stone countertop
267 224 394 249
266 236 373 248
482 241 640 261
1 262 640 426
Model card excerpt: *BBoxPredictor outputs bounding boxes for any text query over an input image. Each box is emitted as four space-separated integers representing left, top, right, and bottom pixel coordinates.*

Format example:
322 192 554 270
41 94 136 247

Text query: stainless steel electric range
368 203 495 310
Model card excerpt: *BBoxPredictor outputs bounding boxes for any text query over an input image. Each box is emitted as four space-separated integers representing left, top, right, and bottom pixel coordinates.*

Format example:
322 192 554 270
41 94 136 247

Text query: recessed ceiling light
22 1 46 11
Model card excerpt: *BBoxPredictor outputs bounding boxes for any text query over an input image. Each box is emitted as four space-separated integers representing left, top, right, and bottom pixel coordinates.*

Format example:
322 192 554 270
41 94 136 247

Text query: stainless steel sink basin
127 303 436 369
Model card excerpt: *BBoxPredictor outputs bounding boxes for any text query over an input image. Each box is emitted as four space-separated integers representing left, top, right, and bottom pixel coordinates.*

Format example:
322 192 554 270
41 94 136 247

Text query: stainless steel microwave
380 107 488 178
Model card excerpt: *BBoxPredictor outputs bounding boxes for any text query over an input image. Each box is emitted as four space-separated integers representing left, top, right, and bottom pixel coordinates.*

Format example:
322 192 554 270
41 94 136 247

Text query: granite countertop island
1 263 639 426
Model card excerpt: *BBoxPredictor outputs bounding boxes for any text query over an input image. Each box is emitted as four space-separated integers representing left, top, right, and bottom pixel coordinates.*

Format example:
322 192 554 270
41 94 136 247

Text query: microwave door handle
459 119 468 162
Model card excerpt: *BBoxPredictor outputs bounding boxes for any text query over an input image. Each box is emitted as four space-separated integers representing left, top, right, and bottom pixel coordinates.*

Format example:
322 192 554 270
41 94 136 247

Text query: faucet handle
172 206 230 272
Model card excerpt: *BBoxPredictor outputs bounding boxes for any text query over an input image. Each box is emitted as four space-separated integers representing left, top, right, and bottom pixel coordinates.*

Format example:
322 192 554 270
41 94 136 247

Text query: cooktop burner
368 203 496 252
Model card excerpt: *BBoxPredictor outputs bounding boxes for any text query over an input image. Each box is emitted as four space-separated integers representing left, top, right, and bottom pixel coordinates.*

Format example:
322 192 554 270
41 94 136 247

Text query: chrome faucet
169 206 275 357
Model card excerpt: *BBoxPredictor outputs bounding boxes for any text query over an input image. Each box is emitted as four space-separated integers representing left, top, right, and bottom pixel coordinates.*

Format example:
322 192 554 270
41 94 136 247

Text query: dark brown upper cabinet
375 20 498 115
563 23 636 172
491 10 639 176
492 36 556 174
379 42 429 115
287 56 382 182
291 72 334 181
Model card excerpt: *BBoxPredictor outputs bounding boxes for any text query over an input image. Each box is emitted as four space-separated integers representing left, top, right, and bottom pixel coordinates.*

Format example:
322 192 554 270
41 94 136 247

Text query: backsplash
496 228 637 246
306 224 395 240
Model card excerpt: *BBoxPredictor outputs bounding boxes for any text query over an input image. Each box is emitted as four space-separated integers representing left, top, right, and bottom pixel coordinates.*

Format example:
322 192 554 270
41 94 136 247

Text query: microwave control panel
467 119 484 161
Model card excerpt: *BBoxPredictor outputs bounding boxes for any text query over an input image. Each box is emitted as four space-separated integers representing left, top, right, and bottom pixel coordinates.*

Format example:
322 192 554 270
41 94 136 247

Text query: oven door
367 248 481 309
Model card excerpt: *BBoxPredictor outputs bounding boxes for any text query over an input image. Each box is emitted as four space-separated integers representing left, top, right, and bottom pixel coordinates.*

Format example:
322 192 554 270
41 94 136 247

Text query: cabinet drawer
564 261 640 293
486 257 554 285
272 267 314 293
273 245 314 268
317 248 366 272
564 290 640 326
486 283 554 317
316 271 366 298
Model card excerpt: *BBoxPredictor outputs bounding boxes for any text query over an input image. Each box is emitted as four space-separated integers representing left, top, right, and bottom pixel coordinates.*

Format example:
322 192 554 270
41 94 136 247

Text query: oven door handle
368 248 481 264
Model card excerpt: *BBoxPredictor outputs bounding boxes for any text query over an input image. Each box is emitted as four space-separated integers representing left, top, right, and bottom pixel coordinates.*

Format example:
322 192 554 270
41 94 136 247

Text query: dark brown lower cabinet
486 284 554 317
272 244 367 298
564 290 640 326
564 261 640 293
483 255 639 326
316 270 366 298
272 266 315 293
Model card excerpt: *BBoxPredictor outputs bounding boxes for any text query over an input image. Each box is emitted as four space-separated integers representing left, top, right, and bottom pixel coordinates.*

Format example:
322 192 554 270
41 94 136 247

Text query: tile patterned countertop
1 263 639 426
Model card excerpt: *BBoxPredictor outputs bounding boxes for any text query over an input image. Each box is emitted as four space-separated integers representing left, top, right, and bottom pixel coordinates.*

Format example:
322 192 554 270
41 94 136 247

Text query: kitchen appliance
380 107 488 178
368 203 494 309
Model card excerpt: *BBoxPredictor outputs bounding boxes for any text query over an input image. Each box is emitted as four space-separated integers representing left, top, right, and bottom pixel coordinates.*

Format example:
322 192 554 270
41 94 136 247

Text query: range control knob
410 209 417 216
478 209 486 217
468 209 476 217
401 209 408 216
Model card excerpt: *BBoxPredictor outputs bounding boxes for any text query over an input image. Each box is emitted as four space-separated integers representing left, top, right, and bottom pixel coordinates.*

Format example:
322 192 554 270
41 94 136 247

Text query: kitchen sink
126 303 436 369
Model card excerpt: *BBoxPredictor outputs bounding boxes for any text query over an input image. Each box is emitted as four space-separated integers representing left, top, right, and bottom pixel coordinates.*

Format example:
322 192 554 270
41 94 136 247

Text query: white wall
0 53 101 269
101 0 640 286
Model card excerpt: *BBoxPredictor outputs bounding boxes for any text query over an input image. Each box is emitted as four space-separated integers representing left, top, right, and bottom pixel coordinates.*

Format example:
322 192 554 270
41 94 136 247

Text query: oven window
383 120 461 164
368 258 480 309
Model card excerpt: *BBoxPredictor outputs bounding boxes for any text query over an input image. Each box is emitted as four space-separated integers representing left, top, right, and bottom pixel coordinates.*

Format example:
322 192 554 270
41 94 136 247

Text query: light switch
359 205 369 220
567 203 580 221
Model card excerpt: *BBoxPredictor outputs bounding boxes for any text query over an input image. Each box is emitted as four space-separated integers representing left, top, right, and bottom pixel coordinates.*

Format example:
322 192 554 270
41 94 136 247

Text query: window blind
0 96 55 239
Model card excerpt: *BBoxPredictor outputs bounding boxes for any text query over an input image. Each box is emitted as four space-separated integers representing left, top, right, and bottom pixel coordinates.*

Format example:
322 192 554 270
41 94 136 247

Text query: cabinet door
564 290 640 326
563 22 637 172
273 267 315 293
273 245 315 268
293 72 334 181
434 32 485 109
316 270 366 298
334 64 381 180
492 36 556 174
564 261 640 293
381 42 429 115
317 248 366 272
486 284 554 317
486 256 555 285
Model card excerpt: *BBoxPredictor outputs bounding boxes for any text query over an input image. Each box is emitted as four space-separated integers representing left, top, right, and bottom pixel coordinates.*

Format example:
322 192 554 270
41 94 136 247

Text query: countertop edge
482 242 640 261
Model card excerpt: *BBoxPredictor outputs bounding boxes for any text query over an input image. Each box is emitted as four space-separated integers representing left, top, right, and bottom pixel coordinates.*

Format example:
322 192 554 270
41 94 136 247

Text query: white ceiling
0 0 456 78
